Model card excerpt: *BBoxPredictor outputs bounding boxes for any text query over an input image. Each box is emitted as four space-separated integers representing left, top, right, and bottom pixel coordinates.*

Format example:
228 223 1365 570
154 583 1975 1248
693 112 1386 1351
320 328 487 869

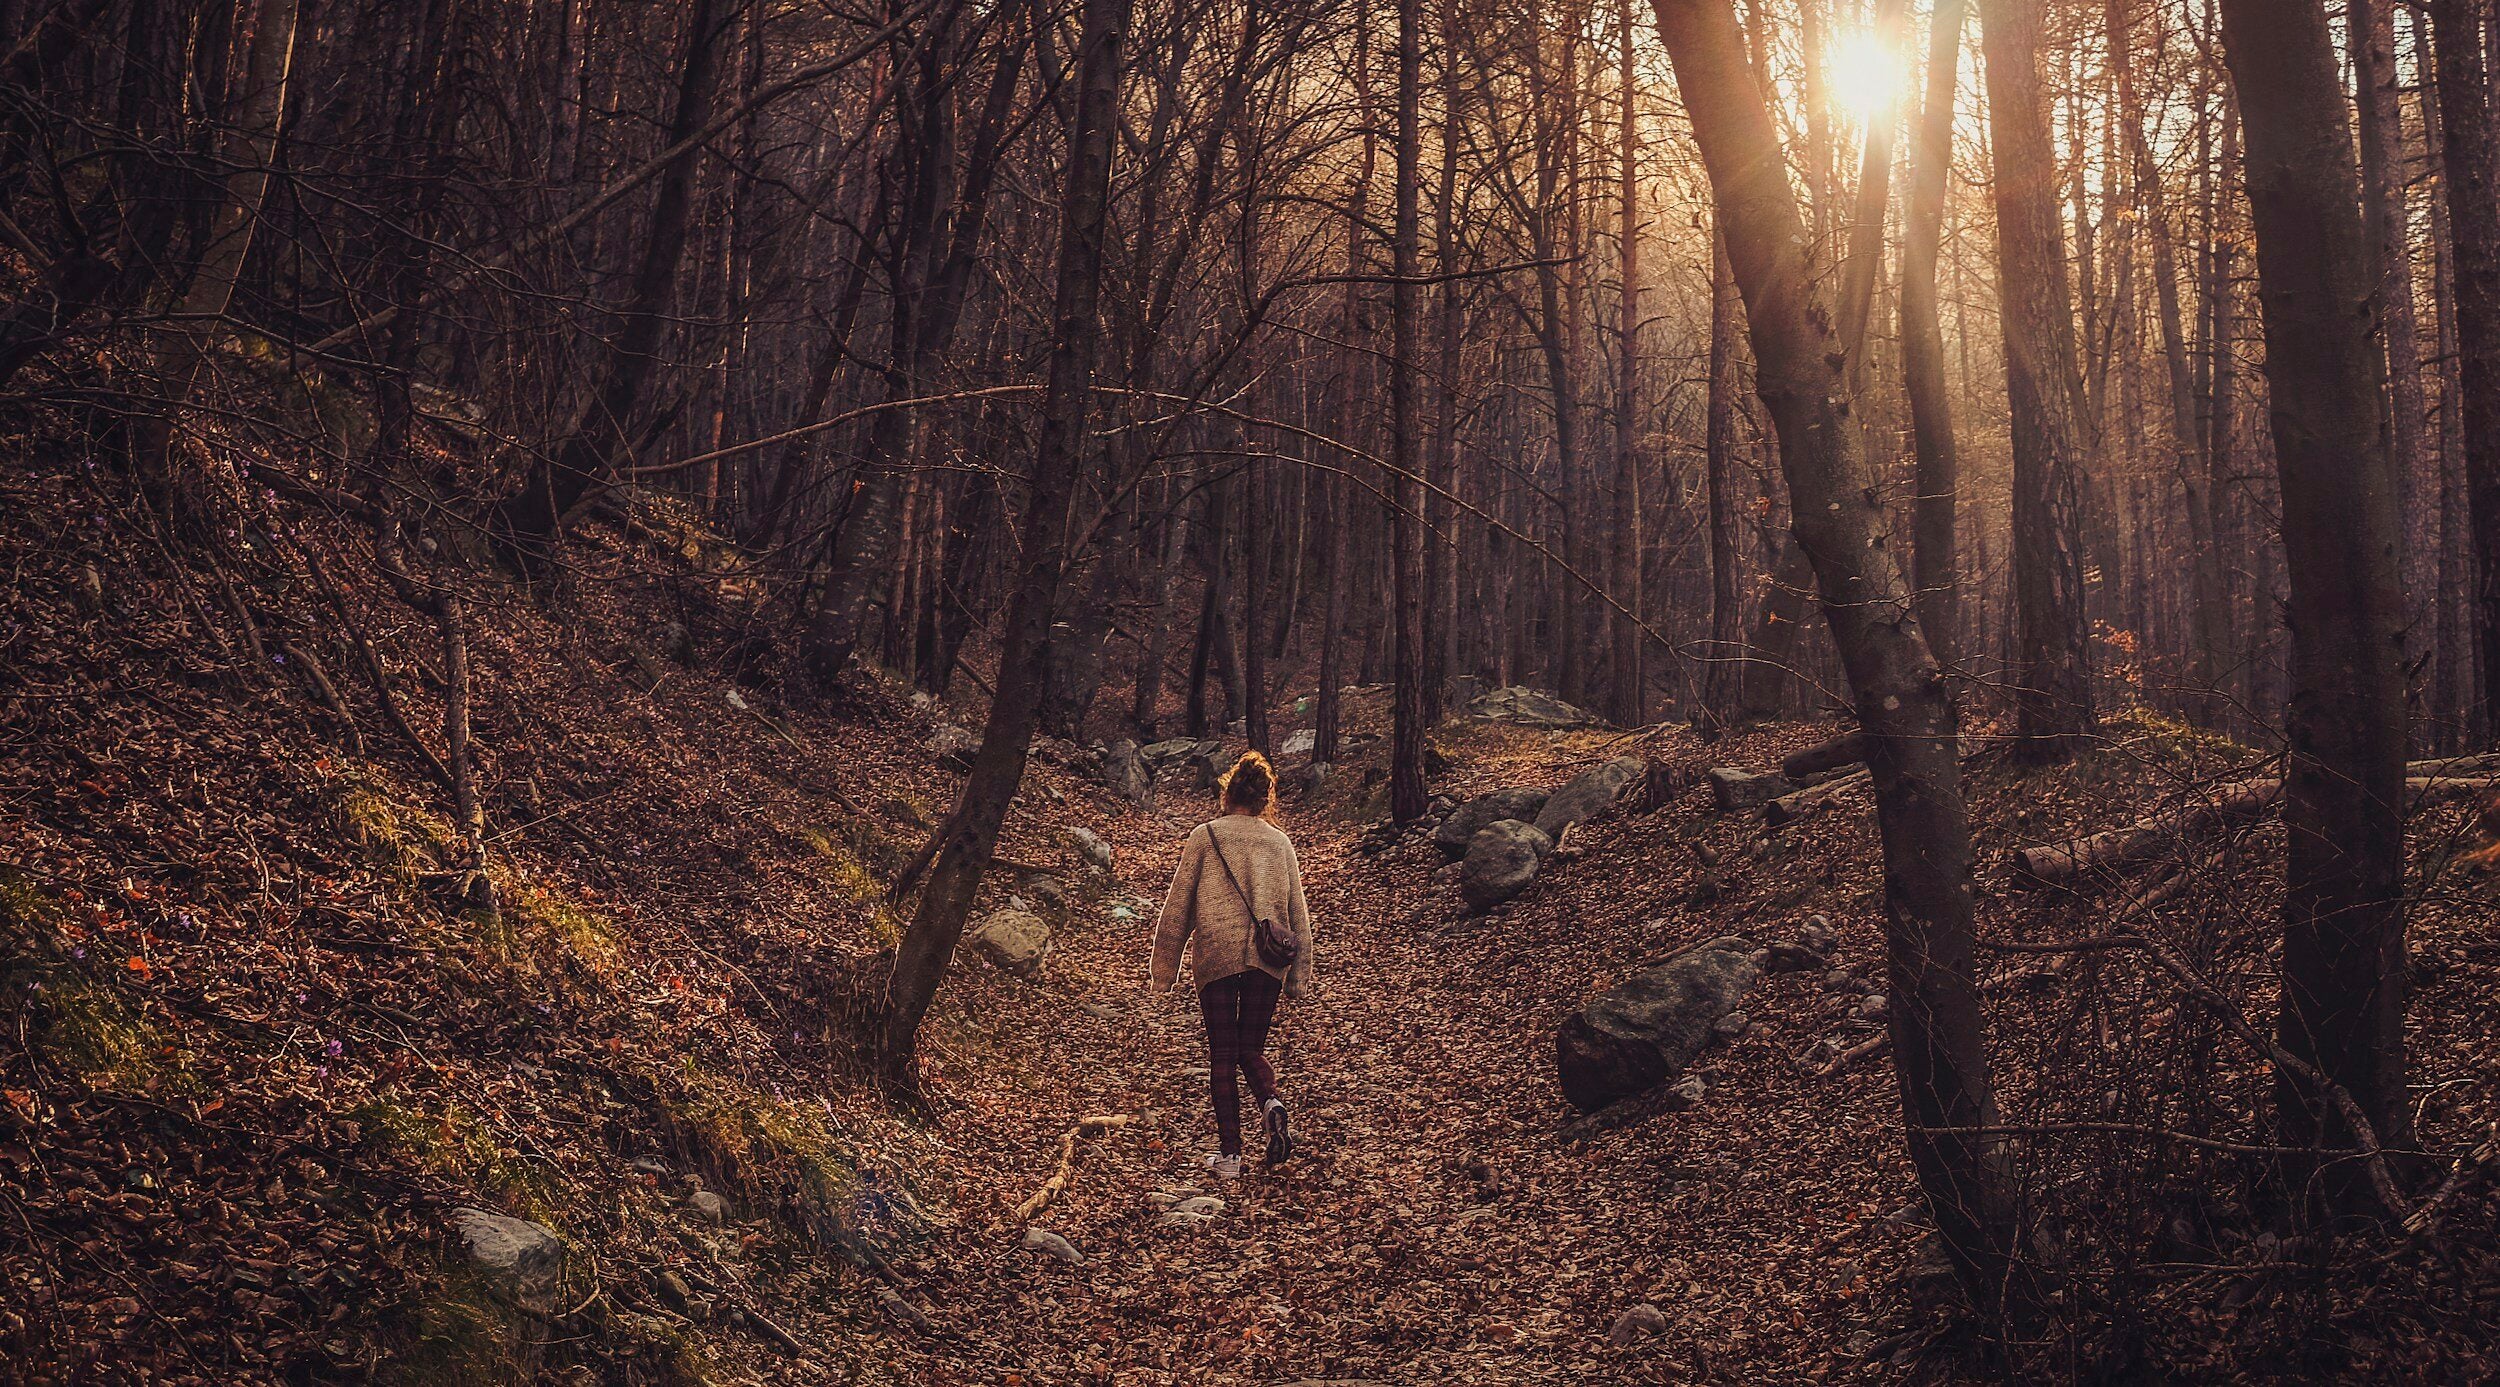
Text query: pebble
1021 1226 1084 1266
877 1286 934 1332
687 1190 730 1224
1607 1303 1670 1345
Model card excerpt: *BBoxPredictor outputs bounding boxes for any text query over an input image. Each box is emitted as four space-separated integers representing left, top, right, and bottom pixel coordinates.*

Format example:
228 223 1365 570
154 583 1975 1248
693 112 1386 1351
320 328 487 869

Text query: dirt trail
899 737 1929 1387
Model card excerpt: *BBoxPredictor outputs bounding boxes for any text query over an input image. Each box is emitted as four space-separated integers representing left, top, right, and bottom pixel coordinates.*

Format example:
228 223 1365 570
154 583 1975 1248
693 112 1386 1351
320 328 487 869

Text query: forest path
914 760 1921 1386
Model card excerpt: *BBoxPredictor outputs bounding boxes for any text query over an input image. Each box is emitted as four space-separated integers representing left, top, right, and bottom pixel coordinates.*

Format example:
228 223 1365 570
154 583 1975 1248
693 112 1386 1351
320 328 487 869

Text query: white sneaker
1201 1152 1242 1180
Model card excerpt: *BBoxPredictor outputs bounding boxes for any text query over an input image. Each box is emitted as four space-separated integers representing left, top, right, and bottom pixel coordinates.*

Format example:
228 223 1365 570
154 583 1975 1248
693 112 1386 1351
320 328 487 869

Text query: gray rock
449 1207 565 1306
1063 825 1115 872
1608 1304 1670 1346
1555 945 1760 1112
1706 766 1793 813
970 909 1052 979
1465 685 1600 729
1021 1226 1084 1266
687 1189 731 1224
1711 1010 1751 1041
1159 1193 1227 1228
1798 914 1839 956
1141 737 1200 767
1855 993 1889 1022
1533 757 1645 840
928 724 981 771
1764 942 1829 973
1460 819 1551 912
1281 729 1316 757
1820 967 1864 995
1188 742 1231 791
1432 787 1554 858
1101 740 1153 806
877 1286 934 1333
1026 875 1068 911
627 1155 668 1177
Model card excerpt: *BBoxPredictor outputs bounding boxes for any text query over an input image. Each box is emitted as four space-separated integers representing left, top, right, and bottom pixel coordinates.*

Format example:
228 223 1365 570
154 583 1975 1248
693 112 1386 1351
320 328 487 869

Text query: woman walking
1150 751 1313 1178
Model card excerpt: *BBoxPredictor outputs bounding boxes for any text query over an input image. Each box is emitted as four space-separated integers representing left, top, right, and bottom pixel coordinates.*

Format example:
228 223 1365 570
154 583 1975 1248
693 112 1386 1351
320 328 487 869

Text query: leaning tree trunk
1652 0 2024 1316
2427 0 2500 743
1900 0 1966 665
2216 0 2415 1215
1979 0 2096 756
879 0 1132 1095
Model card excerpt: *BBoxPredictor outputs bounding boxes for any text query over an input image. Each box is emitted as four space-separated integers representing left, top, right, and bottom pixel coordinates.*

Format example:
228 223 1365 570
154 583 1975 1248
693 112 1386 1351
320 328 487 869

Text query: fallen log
2408 752 2500 778
2012 778 2283 887
2013 774 2500 889
1780 730 1868 780
1766 768 1871 826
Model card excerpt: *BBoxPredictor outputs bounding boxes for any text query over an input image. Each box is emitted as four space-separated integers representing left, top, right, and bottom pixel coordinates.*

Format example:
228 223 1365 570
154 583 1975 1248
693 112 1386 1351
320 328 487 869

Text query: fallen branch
1780 730 1867 779
1767 768 1871 826
677 1266 804 1357
1978 872 2189 992
1816 1033 1889 1077
1008 1114 1136 1224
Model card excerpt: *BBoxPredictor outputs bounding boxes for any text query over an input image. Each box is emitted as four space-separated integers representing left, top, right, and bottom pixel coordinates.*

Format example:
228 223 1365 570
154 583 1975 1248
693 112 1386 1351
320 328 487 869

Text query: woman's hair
1218 750 1278 818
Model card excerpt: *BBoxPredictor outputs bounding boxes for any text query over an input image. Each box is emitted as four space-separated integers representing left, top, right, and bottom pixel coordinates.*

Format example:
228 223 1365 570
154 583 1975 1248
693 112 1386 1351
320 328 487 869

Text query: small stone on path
1608 1303 1670 1345
1021 1226 1084 1265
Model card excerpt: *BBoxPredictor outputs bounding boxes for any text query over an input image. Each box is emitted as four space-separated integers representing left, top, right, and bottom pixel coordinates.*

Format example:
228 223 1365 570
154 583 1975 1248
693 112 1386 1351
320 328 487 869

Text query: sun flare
1825 26 1906 122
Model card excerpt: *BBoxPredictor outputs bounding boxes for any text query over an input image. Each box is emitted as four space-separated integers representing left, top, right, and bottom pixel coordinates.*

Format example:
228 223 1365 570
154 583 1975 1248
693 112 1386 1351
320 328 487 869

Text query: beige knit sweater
1150 815 1314 997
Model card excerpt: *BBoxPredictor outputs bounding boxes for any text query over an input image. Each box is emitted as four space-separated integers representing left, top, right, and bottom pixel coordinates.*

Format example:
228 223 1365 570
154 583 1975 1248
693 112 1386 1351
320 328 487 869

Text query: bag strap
1202 822 1258 918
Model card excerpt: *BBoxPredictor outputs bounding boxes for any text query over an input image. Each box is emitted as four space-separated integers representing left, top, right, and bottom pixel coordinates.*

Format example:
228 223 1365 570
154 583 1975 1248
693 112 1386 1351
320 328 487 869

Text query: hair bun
1219 750 1277 815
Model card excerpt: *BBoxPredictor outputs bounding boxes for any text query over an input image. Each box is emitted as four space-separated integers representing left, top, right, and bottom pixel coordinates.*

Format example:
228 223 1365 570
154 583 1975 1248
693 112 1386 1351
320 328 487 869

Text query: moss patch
506 883 625 982
798 820 902 940
335 778 452 883
660 1067 934 1269
351 1097 559 1218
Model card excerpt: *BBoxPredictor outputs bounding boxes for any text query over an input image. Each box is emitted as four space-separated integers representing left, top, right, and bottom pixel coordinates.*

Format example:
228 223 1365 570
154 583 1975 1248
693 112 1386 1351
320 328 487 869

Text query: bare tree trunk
2215 0 2414 1213
2353 0 2435 747
499 0 726 556
1704 233 1744 723
1320 0 1377 766
1389 0 1430 822
133 0 301 515
2429 0 2500 745
880 0 1131 1093
2423 12 2476 745
811 5 1028 677
1653 0 2022 1315
1980 0 2096 755
1901 0 1966 665
1609 0 1646 725
1426 0 1466 724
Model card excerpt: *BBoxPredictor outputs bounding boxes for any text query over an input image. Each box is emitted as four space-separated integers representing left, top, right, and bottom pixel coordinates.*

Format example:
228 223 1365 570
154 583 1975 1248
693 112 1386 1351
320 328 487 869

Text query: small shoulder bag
1204 825 1300 972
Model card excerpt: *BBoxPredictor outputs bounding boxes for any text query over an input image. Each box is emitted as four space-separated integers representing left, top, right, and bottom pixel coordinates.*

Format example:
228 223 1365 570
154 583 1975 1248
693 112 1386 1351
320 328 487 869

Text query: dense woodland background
4 0 2500 1379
